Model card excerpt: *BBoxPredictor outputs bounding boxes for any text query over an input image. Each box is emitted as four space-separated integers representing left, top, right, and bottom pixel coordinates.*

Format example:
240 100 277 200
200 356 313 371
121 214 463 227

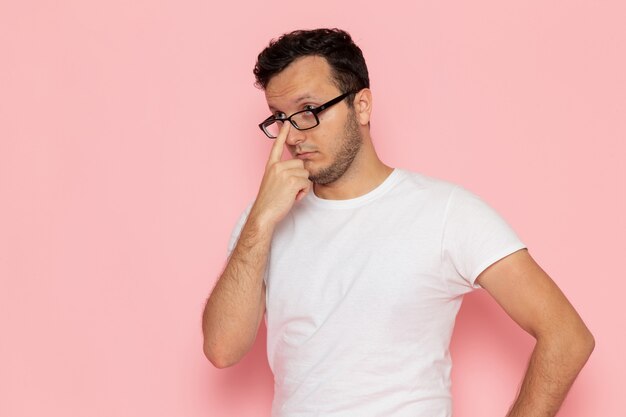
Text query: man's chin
307 170 323 184
309 168 341 185
304 160 321 175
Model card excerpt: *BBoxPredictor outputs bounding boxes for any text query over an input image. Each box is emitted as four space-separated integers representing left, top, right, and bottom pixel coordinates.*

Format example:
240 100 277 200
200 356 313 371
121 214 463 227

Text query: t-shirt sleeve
441 185 527 296
226 203 254 257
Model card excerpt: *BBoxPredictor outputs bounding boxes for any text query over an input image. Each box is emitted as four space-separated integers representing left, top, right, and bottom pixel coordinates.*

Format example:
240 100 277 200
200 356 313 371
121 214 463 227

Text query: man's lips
296 151 317 160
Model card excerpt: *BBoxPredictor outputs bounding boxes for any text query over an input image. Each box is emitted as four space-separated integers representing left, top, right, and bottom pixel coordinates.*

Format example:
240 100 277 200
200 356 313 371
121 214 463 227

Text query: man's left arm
476 248 595 417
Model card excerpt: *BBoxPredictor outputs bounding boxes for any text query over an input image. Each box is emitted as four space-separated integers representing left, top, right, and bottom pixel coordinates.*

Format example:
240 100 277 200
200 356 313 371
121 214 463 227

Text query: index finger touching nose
268 122 291 165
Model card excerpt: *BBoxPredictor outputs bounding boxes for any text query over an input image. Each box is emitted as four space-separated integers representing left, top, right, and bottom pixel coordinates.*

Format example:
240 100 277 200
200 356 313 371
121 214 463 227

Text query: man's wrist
245 210 277 241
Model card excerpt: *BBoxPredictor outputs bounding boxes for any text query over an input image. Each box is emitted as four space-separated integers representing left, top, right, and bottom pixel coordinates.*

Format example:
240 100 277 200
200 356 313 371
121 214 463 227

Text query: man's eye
303 105 316 111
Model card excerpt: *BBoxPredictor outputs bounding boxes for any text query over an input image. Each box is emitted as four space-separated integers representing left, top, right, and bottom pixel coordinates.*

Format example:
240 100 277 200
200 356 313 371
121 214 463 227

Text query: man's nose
285 125 306 146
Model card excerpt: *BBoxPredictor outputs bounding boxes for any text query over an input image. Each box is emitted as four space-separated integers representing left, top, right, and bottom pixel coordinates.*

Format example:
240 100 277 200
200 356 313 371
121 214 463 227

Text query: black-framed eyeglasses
258 91 356 139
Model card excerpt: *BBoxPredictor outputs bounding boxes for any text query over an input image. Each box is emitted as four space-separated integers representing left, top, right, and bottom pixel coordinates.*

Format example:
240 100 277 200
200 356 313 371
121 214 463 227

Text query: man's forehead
265 92 320 111
264 56 336 109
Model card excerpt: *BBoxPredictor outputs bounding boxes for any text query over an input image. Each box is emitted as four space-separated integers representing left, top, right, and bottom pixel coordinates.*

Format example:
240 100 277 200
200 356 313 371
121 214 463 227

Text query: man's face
264 56 362 185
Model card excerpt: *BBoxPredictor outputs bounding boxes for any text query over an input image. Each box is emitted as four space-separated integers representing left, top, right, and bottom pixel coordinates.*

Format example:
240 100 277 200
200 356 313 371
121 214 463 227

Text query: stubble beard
308 112 363 185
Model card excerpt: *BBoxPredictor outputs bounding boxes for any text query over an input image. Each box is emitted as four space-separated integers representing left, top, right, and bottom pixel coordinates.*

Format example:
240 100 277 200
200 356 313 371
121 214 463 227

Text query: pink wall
1 1 623 416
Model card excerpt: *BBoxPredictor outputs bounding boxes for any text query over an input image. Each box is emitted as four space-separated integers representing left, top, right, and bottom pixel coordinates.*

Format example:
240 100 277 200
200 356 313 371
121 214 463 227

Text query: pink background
1 1 624 416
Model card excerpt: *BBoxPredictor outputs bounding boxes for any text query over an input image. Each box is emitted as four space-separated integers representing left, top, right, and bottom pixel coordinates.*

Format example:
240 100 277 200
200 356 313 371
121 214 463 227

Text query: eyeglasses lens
263 120 283 138
292 111 317 130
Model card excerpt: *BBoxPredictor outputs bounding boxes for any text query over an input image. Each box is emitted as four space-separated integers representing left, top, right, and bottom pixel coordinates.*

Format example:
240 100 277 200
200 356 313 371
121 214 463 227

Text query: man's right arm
202 214 272 368
202 123 310 368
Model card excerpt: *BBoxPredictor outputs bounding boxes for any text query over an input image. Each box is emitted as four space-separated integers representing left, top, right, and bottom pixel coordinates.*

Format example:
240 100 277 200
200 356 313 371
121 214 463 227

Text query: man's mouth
296 151 317 160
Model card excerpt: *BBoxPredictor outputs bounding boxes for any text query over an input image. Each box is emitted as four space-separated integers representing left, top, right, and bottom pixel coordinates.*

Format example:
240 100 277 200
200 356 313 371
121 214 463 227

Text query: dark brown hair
253 28 370 105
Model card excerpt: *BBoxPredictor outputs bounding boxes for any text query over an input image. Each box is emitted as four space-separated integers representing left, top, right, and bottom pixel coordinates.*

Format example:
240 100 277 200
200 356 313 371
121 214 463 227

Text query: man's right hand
249 122 312 229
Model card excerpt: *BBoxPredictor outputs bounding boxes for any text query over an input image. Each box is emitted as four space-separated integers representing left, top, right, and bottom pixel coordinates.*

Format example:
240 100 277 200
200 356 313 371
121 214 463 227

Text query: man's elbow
558 323 595 363
577 327 595 358
203 342 243 369
536 319 595 363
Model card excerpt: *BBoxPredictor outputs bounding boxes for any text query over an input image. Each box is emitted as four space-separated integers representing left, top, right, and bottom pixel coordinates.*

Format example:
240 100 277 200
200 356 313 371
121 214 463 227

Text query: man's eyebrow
295 94 316 104
268 94 319 113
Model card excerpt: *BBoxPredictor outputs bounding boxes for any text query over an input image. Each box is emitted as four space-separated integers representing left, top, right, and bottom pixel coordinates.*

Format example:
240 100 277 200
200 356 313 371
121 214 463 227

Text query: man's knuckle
269 163 282 174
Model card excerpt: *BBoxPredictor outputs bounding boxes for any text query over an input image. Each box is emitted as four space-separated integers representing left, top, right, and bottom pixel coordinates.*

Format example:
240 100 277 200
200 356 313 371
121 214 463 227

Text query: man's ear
353 88 372 126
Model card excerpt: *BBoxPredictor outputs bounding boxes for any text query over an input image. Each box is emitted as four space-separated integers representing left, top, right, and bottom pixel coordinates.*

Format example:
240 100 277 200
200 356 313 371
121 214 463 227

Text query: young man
203 28 594 417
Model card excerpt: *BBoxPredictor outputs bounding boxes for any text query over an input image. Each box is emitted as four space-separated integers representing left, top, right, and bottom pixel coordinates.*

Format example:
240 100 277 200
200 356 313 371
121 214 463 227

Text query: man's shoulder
393 168 460 197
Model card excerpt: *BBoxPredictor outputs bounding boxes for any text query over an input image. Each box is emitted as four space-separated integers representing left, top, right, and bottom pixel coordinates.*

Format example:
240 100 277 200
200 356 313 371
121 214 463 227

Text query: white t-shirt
227 169 526 417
